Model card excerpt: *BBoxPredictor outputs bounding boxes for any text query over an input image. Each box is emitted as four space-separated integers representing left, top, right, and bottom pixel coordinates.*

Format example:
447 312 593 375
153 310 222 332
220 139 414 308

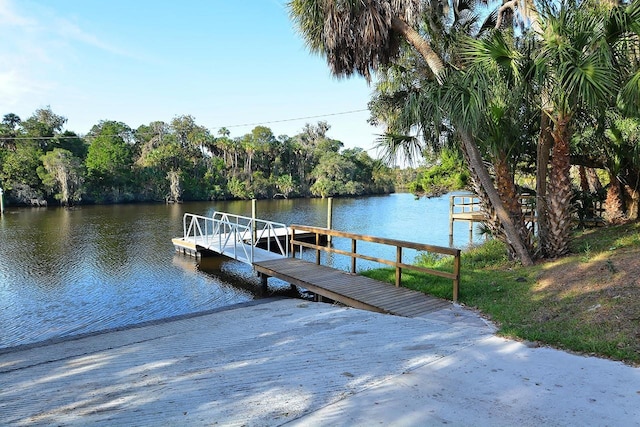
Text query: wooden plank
338 284 415 302
253 258 451 318
451 212 485 221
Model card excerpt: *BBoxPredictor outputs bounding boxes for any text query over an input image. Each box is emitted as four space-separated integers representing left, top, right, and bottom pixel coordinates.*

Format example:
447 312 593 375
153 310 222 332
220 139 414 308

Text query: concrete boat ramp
1 298 639 426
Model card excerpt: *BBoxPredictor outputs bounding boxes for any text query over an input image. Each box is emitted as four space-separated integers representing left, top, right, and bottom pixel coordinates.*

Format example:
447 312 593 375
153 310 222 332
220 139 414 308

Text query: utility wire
0 109 370 140
215 109 369 129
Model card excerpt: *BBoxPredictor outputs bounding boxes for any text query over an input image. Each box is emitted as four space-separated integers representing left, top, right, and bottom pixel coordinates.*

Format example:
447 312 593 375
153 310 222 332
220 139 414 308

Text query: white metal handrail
182 213 252 262
182 211 289 263
211 212 289 258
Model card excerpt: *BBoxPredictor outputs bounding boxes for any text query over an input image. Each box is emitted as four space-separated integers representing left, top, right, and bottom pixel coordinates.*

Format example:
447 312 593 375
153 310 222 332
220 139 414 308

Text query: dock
173 211 461 316
173 211 295 262
172 229 289 263
448 193 537 244
449 194 485 245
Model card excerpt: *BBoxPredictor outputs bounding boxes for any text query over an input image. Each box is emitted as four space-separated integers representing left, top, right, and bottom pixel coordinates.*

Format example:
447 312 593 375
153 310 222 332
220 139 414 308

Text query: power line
214 109 369 129
0 135 83 141
0 109 371 140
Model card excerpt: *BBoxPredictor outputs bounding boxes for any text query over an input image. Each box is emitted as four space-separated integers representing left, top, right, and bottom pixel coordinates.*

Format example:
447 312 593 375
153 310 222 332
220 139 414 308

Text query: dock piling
327 197 333 244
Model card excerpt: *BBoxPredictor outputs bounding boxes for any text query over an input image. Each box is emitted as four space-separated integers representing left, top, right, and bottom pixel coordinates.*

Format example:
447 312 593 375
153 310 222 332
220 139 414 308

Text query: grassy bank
363 222 640 365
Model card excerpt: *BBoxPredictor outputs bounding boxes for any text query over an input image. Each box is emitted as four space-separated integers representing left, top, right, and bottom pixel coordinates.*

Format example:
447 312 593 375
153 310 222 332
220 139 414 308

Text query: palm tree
289 0 535 265
590 110 640 222
289 0 444 81
444 30 539 258
371 25 538 259
534 0 640 256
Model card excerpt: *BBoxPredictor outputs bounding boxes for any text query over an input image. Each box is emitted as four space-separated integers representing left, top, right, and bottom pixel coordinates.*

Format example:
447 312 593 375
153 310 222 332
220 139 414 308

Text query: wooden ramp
253 257 451 318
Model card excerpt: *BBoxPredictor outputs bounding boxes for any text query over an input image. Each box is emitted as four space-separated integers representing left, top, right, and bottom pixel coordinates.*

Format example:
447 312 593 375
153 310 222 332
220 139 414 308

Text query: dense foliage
408 148 469 196
0 109 395 206
289 0 640 264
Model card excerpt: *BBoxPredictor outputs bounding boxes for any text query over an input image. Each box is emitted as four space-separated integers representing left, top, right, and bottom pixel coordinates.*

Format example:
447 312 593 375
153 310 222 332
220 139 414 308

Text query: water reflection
0 193 481 349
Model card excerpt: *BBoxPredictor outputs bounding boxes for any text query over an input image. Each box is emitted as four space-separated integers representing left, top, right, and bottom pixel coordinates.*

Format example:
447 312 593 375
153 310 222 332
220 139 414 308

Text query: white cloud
53 15 135 58
0 0 35 27
0 69 51 107
0 0 136 111
1 0 134 62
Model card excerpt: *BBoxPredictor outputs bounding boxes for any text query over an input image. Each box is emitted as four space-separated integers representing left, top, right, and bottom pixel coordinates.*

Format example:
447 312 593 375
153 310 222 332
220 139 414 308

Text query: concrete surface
0 298 638 426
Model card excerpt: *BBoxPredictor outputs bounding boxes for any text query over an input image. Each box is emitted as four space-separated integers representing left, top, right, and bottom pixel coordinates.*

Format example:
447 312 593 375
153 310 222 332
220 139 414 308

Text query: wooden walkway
254 257 451 318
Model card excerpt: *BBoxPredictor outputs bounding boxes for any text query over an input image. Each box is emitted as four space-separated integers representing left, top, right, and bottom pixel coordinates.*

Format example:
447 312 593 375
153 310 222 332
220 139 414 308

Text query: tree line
289 0 640 263
0 109 395 206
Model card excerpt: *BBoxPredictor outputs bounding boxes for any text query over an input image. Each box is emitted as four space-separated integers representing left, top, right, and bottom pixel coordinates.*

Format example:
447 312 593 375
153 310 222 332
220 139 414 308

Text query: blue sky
0 0 381 150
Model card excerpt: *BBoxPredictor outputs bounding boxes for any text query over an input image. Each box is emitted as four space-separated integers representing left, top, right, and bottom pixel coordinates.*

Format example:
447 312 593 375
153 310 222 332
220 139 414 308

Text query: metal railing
182 212 289 263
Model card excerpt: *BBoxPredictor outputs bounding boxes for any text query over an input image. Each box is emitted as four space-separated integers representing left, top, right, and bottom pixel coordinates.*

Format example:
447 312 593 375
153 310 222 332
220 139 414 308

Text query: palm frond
620 69 640 114
373 132 424 167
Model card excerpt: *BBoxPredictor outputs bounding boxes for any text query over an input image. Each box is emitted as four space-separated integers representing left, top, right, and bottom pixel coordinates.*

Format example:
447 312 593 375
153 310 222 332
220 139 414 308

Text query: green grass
362 223 640 365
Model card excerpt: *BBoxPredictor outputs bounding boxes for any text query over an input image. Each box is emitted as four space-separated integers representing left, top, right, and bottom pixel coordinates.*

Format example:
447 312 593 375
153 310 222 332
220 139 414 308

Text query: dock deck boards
253 257 450 318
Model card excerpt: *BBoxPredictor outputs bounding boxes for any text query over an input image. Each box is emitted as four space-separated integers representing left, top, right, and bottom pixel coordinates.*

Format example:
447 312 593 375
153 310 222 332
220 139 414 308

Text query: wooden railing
290 225 462 302
449 193 539 240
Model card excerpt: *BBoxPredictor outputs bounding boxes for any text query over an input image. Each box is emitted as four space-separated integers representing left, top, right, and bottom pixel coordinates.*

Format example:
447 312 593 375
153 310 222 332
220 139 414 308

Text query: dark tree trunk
495 153 532 259
605 172 626 224
460 131 533 266
536 112 553 257
586 167 603 193
546 114 573 257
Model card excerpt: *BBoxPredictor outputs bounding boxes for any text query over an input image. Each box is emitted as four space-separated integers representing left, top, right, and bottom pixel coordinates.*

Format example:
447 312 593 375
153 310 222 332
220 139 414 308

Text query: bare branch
495 0 517 30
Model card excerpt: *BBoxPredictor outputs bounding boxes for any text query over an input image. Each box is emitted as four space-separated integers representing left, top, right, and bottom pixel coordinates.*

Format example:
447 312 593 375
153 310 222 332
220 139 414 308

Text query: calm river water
0 193 480 349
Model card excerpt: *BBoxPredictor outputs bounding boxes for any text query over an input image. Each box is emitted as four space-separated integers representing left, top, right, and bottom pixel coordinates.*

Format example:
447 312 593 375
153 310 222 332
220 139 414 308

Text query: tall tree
85 121 134 202
21 107 67 150
39 148 84 206
289 0 444 81
447 30 539 257
534 0 640 256
289 0 534 264
310 151 359 197
0 113 21 150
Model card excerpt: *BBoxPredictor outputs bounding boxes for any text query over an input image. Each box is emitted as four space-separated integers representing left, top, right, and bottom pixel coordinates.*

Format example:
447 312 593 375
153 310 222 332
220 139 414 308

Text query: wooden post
259 272 269 293
395 246 402 287
448 195 454 242
315 232 321 265
327 197 333 244
452 251 461 302
351 239 357 273
0 187 4 216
